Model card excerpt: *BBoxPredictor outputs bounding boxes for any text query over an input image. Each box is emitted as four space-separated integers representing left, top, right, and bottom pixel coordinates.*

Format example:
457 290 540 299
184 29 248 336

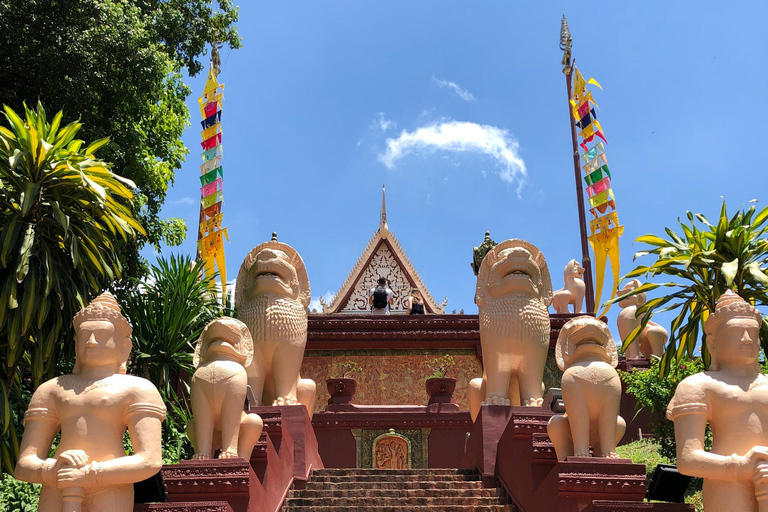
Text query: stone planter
326 378 357 405
425 377 457 405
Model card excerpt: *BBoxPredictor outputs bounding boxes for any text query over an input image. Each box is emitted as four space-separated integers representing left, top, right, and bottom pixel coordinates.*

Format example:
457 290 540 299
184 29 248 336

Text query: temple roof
321 186 445 314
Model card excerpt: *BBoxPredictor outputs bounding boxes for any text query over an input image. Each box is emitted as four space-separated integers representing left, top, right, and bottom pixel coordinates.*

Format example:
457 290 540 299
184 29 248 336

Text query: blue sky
147 2 767 339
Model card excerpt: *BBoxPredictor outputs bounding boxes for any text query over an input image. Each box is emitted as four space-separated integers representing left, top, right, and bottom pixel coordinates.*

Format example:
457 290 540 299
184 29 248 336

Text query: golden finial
560 13 573 74
380 184 389 236
211 41 223 76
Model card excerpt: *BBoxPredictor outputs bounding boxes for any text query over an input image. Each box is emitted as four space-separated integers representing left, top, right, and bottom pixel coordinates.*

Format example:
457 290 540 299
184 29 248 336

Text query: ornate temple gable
323 186 445 314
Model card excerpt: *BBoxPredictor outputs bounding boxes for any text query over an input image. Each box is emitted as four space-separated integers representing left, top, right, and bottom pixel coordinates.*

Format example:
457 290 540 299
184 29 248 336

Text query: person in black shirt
406 288 425 315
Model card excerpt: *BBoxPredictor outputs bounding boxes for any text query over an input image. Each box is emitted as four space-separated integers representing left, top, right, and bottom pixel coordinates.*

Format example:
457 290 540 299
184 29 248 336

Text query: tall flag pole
560 14 623 316
560 14 596 314
196 43 228 293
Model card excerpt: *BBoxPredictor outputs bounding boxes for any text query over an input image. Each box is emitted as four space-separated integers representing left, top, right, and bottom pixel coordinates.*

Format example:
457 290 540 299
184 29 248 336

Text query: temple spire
380 184 389 236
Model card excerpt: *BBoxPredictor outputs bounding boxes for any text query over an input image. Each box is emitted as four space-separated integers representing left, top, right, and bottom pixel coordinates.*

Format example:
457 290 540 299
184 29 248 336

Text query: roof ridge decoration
323 186 446 314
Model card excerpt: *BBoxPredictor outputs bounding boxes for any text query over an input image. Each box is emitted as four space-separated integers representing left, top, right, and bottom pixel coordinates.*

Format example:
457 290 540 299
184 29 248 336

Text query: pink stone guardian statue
188 317 263 460
616 279 668 358
552 259 586 314
15 292 166 512
468 239 553 421
668 290 768 512
236 238 317 417
547 316 625 461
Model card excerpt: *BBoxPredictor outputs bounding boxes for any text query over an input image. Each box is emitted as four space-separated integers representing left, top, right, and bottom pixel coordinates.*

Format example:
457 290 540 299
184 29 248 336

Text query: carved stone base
531 432 558 464
135 502 233 512
558 457 647 505
249 405 323 487
463 405 515 486
162 459 259 512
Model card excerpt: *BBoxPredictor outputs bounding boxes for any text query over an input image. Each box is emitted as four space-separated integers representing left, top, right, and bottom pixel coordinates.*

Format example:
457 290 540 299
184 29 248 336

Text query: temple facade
301 187 481 412
318 186 445 315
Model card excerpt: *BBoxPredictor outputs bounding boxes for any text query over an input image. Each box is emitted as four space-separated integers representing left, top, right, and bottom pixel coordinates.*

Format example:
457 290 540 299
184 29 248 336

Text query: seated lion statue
236 238 316 417
468 239 553 421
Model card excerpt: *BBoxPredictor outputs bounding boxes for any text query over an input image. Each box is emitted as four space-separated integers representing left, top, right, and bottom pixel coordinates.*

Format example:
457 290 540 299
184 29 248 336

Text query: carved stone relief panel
341 243 413 312
373 429 411 469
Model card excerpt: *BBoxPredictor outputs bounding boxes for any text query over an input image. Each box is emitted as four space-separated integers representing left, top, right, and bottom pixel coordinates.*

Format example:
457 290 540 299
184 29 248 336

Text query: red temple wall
301 350 482 412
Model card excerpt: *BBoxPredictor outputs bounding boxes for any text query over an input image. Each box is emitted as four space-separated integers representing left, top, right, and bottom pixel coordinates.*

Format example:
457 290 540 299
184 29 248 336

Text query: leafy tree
0 103 145 472
609 200 768 376
122 254 231 436
0 0 241 279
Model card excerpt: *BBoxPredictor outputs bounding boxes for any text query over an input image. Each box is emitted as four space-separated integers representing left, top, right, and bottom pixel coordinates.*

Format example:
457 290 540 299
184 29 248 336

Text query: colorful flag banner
197 228 229 289
588 212 623 317
201 124 223 140
201 145 223 161
200 178 223 197
581 142 605 162
573 67 603 97
201 190 222 209
571 65 622 315
584 153 608 172
586 177 611 197
195 64 228 293
200 156 222 173
201 111 222 129
575 108 596 130
201 133 222 150
571 91 600 119
199 213 223 234
203 202 222 218
584 166 611 186
199 167 223 186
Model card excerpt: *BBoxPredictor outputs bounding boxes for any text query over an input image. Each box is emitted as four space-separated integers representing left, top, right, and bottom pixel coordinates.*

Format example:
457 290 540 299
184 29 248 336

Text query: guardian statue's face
76 320 129 367
246 248 301 301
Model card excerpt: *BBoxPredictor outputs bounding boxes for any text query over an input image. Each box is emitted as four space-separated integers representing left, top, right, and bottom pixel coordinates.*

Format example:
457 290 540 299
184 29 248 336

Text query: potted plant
424 355 457 405
326 361 363 405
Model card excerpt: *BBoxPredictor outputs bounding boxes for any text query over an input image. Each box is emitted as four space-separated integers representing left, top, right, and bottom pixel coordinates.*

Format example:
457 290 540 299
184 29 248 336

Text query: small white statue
547 316 625 461
188 317 263 460
468 239 553 421
616 279 668 358
552 259 586 314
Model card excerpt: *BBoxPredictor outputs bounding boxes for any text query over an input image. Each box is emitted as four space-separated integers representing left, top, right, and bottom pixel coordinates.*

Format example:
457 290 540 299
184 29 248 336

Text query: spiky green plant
0 102 144 473
122 254 230 434
607 200 768 376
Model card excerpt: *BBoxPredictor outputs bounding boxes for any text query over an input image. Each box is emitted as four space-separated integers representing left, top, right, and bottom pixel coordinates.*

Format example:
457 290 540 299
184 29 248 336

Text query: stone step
306 474 481 483
286 496 506 507
282 506 512 512
291 488 502 499
305 480 486 491
312 468 476 476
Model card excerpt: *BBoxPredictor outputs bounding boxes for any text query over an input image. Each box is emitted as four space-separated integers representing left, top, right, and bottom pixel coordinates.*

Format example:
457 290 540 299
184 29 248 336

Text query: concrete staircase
284 468 514 512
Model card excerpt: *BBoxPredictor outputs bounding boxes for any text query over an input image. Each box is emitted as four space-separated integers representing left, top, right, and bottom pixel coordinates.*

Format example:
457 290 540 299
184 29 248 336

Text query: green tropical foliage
608 200 768 376
0 103 145 473
122 254 231 435
0 0 241 280
619 358 706 460
0 473 39 512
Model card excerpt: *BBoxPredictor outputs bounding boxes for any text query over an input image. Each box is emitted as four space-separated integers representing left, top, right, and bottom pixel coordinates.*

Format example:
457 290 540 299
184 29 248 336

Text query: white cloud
172 196 195 205
370 112 396 133
309 291 335 313
379 120 526 192
356 140 362 147
432 76 476 101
